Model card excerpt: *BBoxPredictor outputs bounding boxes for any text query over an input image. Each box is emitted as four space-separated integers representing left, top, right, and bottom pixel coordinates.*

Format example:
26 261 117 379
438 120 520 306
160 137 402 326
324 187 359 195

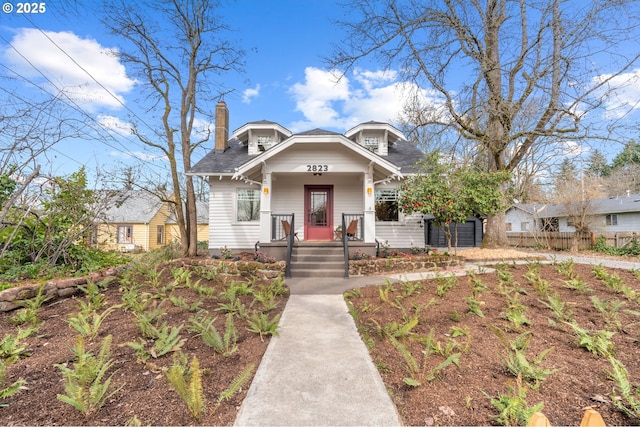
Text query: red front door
304 185 333 241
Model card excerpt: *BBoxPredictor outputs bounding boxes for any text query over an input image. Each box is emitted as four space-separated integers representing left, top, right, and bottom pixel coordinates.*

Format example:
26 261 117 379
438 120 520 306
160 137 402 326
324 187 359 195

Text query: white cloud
242 84 261 103
593 68 640 119
98 115 132 136
562 140 590 157
3 28 136 110
191 117 213 140
289 67 350 130
288 66 445 132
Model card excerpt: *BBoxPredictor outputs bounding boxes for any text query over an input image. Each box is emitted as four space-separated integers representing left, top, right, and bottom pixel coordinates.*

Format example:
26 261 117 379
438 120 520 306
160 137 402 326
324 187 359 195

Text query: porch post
363 172 375 243
259 173 272 242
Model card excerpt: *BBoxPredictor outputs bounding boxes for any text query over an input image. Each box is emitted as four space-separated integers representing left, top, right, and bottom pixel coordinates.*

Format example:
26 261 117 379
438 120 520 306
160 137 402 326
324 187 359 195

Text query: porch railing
341 213 364 278
271 213 295 278
271 214 293 241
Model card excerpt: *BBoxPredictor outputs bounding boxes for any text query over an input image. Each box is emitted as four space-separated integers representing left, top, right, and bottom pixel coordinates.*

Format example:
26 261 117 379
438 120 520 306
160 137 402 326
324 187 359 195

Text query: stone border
349 255 464 276
184 258 286 280
0 267 122 313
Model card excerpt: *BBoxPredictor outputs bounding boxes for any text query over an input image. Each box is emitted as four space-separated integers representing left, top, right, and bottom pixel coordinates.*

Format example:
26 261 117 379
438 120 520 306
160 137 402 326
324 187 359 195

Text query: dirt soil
2 251 640 426
346 260 640 426
0 259 288 426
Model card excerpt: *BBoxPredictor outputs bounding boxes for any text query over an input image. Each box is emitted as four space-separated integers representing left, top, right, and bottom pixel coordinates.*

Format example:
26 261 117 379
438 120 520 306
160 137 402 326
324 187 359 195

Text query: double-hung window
364 137 379 153
157 225 165 245
375 189 399 221
237 189 260 222
257 136 272 151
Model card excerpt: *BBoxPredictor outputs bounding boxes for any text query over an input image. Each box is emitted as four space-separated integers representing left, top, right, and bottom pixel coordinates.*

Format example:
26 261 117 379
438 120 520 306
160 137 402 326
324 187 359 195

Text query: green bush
593 235 640 256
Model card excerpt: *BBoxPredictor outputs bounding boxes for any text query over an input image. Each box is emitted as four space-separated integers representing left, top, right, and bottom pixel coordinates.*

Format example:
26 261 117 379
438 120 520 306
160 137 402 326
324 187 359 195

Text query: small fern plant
486 373 543 426
565 322 616 357
0 360 27 406
390 336 460 387
188 312 238 356
56 335 122 417
9 285 51 326
66 306 116 340
489 325 559 390
127 324 185 360
246 312 280 341
166 353 256 420
608 356 640 420
166 353 206 420
0 327 34 363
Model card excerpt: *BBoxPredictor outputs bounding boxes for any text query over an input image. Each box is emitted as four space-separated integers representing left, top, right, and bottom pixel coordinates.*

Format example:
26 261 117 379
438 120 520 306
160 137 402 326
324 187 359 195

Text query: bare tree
330 0 640 247
103 0 244 256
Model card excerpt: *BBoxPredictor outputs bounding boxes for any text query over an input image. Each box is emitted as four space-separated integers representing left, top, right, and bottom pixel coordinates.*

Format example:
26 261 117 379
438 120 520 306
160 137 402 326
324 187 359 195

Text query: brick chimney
214 100 229 152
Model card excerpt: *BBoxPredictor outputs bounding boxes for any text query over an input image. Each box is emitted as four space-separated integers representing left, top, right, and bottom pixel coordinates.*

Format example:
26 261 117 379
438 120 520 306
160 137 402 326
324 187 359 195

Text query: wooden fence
507 231 638 251
529 408 606 426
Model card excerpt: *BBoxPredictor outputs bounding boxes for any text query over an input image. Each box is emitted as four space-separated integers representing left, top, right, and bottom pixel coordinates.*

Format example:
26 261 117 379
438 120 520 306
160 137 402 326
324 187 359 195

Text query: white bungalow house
187 101 433 264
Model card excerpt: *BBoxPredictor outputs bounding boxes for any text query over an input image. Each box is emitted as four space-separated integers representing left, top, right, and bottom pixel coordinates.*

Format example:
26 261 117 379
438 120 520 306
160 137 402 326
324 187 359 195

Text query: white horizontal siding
374 182 424 248
209 178 260 250
266 144 370 174
505 209 536 232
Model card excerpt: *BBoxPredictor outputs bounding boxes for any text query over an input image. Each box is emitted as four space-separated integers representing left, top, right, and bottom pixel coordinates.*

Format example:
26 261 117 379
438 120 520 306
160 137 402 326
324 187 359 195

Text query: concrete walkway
234 276 401 426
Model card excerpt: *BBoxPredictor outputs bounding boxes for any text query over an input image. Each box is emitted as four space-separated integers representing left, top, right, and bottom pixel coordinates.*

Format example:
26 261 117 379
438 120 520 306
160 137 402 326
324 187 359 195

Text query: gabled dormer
232 120 292 155
344 121 406 156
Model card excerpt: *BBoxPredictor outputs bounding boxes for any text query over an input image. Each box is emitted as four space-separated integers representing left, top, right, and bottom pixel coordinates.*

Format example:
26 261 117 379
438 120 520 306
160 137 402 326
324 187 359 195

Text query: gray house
505 193 640 234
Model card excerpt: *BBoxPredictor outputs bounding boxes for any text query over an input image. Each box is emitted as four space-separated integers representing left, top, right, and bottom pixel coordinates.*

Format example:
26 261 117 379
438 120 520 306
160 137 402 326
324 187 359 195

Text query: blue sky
1 1 640 183
1 0 414 180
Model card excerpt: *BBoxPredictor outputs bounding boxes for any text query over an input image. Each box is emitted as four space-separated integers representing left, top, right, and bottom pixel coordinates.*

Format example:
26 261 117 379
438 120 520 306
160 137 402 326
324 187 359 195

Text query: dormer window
364 136 379 153
257 136 273 151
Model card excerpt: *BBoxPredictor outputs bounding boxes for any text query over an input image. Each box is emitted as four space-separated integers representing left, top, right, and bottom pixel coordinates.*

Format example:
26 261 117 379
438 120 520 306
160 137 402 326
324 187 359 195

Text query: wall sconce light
263 187 269 194
367 187 373 194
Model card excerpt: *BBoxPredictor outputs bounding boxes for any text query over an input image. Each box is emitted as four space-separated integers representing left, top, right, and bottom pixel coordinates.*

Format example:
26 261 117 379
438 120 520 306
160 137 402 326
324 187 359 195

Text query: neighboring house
505 193 640 234
188 101 483 259
91 190 209 251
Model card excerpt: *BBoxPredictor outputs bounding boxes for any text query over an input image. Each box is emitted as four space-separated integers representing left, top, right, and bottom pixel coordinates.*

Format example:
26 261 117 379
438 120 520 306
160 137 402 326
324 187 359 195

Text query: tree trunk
185 176 198 257
483 210 509 248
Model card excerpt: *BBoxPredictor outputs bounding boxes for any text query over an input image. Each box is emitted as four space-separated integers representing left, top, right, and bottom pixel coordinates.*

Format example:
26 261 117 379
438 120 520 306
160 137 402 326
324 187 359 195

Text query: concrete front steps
290 243 346 278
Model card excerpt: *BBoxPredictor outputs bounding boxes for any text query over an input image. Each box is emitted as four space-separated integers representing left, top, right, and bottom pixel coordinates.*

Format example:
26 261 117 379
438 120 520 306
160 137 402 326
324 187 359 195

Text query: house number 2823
306 164 329 172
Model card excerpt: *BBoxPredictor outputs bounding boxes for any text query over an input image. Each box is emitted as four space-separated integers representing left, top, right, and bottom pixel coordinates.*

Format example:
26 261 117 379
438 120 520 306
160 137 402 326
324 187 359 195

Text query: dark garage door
426 218 481 247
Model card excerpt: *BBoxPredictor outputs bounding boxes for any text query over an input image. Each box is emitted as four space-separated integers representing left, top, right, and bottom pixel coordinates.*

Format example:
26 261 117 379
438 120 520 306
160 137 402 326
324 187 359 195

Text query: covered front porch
258 213 377 278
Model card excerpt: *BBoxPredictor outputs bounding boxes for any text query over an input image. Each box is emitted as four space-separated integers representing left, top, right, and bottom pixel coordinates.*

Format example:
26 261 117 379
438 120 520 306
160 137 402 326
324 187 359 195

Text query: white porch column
363 171 375 243
259 173 272 242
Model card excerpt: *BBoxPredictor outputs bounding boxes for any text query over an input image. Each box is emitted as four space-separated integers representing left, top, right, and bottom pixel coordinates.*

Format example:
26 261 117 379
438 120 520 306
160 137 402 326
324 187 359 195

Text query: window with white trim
157 225 164 245
117 225 133 243
364 136 379 153
257 136 272 151
375 189 399 221
237 189 260 222
606 214 618 226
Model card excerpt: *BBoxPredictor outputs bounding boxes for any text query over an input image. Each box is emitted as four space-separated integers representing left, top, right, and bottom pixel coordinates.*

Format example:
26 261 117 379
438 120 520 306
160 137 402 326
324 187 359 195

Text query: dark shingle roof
188 127 425 175
386 141 424 173
189 139 254 175
512 193 640 217
294 128 342 136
